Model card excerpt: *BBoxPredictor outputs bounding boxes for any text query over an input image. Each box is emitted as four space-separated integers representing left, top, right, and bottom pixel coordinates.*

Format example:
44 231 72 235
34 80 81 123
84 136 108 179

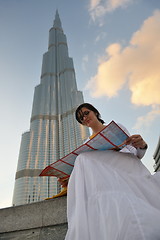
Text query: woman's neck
91 122 105 135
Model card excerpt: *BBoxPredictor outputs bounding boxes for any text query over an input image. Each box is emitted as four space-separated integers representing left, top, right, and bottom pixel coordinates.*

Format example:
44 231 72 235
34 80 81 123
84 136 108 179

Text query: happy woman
61 103 160 240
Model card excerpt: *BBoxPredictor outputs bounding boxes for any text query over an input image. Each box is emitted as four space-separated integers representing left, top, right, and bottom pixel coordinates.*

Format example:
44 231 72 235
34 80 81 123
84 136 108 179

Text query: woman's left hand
58 178 69 188
124 134 147 149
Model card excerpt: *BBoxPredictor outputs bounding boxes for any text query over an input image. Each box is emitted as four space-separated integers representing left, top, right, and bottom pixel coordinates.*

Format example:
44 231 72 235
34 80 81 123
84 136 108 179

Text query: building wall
153 137 160 171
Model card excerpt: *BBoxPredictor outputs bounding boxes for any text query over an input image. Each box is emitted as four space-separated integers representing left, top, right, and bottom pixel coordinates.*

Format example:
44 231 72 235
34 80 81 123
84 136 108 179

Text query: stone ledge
0 224 68 240
0 196 67 234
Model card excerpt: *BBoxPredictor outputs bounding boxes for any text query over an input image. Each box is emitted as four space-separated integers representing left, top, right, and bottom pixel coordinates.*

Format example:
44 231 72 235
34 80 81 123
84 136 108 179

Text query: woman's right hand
58 178 69 188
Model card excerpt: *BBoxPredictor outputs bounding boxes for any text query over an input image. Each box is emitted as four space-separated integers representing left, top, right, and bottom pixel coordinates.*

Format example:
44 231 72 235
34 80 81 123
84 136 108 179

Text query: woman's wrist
139 143 148 150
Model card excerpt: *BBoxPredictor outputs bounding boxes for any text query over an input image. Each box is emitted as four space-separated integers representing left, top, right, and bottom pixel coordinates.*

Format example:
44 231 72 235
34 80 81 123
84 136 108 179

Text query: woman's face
77 107 99 128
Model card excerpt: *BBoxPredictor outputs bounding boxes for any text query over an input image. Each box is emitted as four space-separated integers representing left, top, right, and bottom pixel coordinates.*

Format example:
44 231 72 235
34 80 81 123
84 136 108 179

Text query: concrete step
0 196 67 240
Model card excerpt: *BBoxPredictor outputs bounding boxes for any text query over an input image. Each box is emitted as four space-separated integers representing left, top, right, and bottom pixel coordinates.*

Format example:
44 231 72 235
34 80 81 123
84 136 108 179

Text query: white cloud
89 0 133 22
95 31 107 43
133 105 160 130
86 11 160 107
90 0 101 10
82 55 89 72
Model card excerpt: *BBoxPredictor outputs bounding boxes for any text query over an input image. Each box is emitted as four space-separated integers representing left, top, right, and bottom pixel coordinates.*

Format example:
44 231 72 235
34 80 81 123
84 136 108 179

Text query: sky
0 0 160 209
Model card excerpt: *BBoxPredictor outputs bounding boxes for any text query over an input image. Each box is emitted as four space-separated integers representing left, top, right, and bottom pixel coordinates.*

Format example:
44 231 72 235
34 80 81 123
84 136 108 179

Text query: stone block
0 197 67 240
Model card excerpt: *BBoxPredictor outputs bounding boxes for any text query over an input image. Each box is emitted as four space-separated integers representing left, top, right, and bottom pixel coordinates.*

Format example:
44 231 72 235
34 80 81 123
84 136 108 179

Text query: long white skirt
65 150 160 240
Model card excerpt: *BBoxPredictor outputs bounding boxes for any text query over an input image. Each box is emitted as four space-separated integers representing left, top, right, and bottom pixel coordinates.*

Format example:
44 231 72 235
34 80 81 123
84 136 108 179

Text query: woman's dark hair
75 103 105 125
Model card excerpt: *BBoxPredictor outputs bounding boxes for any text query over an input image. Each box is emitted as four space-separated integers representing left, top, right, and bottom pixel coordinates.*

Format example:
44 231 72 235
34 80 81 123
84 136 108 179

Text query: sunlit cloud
89 0 133 23
86 10 160 107
133 105 160 130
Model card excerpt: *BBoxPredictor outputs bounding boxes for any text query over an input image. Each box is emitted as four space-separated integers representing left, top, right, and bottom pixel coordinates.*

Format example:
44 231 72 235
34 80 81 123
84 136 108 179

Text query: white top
117 123 146 159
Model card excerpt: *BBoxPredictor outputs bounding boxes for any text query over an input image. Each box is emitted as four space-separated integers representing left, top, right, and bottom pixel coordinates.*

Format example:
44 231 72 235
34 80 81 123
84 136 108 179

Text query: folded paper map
39 121 129 179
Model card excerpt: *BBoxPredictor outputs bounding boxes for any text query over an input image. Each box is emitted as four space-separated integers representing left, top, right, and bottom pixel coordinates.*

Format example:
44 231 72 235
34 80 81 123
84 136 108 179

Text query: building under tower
12 11 89 206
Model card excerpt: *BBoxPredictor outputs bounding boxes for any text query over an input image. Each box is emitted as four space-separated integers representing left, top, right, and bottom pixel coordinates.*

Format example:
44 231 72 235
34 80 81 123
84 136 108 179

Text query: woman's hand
58 178 69 188
124 134 148 149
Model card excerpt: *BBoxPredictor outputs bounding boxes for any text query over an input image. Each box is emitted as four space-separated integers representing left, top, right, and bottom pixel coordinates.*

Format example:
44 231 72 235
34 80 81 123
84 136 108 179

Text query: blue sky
0 0 159 208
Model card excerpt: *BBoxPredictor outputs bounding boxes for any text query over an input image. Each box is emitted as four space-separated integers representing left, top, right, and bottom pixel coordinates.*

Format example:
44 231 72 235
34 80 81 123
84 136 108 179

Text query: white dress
65 125 160 240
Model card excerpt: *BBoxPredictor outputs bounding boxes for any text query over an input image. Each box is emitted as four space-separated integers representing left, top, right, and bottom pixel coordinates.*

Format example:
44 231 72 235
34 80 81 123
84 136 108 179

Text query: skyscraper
153 137 160 171
12 11 89 206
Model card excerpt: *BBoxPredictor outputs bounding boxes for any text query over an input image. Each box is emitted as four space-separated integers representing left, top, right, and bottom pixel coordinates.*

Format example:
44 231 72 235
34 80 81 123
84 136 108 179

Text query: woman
63 103 160 240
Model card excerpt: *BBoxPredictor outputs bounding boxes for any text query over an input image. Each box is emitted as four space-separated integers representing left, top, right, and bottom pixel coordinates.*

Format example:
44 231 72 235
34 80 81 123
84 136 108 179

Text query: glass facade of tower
153 137 160 171
12 11 89 206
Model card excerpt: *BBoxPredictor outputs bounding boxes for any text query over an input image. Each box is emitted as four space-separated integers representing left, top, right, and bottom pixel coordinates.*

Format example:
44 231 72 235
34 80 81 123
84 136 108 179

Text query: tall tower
12 11 89 206
153 137 160 171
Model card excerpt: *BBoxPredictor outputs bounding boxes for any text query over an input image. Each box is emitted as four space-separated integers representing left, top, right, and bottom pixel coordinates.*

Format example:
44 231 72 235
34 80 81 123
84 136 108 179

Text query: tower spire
53 9 62 29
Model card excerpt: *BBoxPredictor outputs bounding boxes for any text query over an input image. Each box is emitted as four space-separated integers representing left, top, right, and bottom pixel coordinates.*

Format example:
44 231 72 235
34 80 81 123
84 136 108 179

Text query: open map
39 121 129 179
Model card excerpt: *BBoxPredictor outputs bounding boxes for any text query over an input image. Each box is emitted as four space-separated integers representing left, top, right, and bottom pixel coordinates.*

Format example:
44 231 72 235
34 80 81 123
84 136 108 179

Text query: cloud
133 105 160 130
89 0 133 22
82 55 89 72
95 31 107 43
86 10 160 107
